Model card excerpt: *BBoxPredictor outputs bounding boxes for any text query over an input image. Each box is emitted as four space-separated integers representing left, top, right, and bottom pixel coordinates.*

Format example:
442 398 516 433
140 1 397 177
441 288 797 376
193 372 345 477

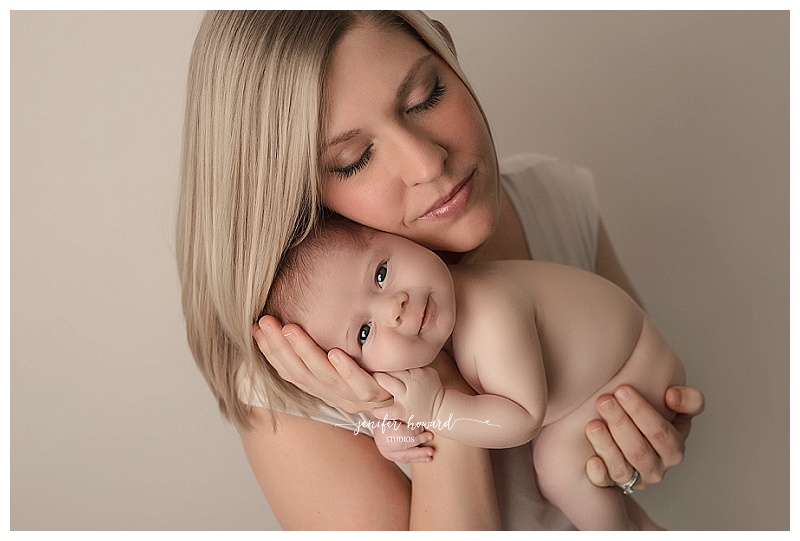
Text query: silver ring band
617 469 640 495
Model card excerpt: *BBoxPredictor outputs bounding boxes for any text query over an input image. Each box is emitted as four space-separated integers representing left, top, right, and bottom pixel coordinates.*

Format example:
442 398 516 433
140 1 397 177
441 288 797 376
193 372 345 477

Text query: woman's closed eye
407 77 446 115
331 144 373 180
329 78 446 180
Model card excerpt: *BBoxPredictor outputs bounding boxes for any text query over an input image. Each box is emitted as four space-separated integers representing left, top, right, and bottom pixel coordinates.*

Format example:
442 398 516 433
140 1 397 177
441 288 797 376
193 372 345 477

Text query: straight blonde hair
176 10 489 430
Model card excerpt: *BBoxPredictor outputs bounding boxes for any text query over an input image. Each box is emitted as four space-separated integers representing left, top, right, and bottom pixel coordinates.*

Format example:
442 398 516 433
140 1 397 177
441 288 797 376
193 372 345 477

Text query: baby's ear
431 19 457 58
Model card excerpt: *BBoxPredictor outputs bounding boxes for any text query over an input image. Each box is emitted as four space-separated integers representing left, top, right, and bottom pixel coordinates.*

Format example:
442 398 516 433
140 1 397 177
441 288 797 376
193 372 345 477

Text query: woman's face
321 22 499 254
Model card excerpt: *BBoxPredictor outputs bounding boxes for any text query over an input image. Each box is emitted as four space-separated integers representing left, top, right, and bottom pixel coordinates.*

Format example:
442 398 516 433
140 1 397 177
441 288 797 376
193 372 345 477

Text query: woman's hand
252 315 392 413
584 384 705 490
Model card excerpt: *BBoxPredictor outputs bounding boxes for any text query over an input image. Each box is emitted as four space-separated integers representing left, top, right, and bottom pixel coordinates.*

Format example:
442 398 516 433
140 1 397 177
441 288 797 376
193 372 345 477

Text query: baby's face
298 231 456 373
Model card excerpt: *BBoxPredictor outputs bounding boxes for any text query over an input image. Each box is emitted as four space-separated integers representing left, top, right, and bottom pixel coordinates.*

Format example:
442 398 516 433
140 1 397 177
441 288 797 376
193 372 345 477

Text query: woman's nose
389 125 447 187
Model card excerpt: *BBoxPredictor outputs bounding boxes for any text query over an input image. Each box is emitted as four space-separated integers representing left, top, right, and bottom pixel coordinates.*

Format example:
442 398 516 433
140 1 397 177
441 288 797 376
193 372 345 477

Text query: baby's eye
358 323 372 346
376 263 388 288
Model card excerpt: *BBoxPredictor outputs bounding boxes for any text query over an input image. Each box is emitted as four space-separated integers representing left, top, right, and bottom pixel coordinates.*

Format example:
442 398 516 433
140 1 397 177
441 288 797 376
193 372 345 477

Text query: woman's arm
247 330 501 529
240 407 499 530
588 219 705 489
409 433 499 530
240 407 410 529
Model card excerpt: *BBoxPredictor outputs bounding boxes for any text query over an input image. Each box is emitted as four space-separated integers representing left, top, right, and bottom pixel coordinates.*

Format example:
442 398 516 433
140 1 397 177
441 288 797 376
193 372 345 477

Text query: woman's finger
282 324 389 412
585 416 638 486
257 318 361 406
614 385 684 471
373 372 406 397
595 390 661 485
281 323 346 390
664 386 704 446
372 404 402 421
254 316 309 383
665 385 705 416
585 454 613 487
255 318 392 412
328 349 393 407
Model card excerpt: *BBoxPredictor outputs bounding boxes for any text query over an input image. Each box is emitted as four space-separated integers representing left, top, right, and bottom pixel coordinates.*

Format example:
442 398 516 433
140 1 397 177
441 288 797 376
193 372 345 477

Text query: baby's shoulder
457 259 587 293
451 261 547 327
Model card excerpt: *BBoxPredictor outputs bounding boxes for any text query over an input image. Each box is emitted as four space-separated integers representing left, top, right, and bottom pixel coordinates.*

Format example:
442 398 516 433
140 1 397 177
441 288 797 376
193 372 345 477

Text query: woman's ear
431 19 457 58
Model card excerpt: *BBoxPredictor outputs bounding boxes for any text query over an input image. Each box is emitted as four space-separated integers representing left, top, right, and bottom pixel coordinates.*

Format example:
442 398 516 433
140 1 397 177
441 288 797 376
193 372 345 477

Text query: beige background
10 10 788 530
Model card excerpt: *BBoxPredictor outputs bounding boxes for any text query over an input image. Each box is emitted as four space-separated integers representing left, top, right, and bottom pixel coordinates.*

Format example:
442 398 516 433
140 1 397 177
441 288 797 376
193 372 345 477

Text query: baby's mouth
419 297 432 335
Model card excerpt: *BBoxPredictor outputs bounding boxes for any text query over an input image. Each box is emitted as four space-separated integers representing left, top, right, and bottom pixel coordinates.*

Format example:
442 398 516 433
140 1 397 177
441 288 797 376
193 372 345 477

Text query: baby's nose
381 292 408 328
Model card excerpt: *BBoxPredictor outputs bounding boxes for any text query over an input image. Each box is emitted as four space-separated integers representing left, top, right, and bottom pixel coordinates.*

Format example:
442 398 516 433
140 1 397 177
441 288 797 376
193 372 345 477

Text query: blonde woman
176 11 704 530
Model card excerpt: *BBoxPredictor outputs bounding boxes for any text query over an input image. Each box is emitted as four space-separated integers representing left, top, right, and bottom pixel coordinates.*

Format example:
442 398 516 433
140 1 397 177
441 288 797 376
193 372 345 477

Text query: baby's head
266 217 456 373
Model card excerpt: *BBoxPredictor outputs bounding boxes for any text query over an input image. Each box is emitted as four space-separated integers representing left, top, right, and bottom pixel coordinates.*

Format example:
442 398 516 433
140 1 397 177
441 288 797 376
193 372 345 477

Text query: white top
240 152 600 530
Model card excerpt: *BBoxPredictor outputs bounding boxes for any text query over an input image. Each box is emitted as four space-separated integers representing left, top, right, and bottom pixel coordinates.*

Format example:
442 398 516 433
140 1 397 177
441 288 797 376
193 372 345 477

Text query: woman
177 10 704 530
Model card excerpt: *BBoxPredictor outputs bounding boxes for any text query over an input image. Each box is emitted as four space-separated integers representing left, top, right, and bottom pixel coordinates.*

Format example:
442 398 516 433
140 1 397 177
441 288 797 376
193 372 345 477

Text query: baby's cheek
358 355 382 374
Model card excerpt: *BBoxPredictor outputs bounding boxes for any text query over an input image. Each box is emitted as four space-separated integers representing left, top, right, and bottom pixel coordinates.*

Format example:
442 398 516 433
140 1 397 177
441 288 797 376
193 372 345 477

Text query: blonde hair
176 10 488 430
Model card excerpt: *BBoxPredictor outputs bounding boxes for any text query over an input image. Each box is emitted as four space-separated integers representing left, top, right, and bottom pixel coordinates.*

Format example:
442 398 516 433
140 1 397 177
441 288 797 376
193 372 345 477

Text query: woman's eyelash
408 78 446 114
330 79 445 180
332 144 373 180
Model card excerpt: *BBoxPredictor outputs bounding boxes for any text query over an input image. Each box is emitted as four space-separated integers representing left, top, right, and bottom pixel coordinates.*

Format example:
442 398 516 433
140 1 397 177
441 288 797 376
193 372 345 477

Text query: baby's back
451 260 683 425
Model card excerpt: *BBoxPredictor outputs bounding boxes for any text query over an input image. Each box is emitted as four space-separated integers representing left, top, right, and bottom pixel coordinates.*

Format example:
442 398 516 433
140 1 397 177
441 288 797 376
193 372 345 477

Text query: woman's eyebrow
326 129 360 150
325 54 434 150
396 53 434 101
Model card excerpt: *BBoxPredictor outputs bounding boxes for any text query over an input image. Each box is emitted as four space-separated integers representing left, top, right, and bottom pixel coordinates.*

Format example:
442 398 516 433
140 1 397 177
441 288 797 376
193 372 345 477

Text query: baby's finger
411 431 434 447
393 446 434 464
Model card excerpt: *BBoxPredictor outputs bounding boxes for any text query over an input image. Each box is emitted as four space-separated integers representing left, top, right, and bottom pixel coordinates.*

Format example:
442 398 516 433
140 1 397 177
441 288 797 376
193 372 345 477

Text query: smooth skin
246 21 704 529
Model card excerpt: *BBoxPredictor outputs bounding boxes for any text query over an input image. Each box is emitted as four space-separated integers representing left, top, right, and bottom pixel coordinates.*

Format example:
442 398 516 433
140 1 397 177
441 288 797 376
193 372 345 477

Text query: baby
265 217 685 530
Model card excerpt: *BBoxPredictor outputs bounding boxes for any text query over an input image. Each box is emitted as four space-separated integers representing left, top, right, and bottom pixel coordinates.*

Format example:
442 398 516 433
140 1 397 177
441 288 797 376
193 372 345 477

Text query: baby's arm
374 291 547 449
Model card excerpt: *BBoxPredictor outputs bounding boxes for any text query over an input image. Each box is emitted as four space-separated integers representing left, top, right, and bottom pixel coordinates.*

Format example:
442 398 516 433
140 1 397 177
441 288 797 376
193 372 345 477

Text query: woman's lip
417 171 475 221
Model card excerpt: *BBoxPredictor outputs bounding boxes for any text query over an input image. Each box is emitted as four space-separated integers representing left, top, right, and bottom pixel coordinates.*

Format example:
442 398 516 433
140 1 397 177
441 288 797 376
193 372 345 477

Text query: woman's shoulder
499 152 600 271
500 152 595 193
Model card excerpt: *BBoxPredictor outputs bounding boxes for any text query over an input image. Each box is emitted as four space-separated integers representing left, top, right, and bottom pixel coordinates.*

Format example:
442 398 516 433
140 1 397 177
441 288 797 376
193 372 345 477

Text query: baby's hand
372 420 434 464
372 367 445 423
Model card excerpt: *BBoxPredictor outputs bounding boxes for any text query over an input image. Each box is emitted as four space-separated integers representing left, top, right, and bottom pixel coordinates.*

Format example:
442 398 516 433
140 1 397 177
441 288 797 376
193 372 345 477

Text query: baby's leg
533 407 663 530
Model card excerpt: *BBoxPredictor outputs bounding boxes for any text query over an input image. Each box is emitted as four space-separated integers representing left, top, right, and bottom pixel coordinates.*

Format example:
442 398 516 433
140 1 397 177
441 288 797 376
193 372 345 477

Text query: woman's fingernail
259 318 273 334
328 351 340 366
670 388 683 407
615 387 631 402
600 398 616 412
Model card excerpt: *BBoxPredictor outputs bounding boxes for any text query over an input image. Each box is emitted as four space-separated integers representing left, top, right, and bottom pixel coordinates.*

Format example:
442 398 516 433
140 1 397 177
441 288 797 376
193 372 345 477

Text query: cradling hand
252 315 392 413
585 384 705 491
